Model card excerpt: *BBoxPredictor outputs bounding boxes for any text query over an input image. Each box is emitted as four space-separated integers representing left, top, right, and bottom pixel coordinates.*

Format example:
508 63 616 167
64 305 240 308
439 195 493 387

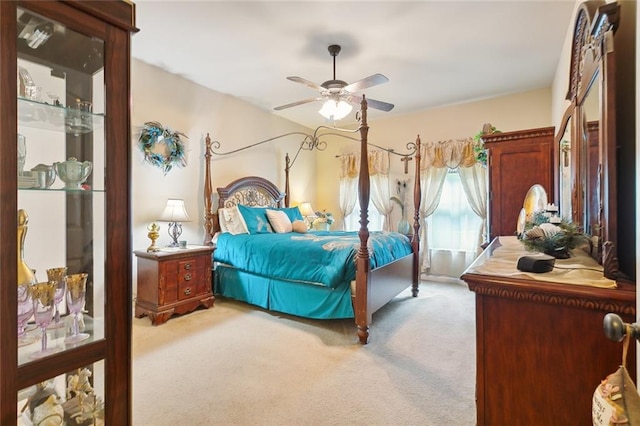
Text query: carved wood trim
481 126 555 145
217 176 285 210
466 277 635 315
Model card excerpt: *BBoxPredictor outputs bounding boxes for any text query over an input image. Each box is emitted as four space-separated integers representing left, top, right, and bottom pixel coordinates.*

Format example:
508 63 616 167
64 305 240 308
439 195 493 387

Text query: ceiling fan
274 44 394 120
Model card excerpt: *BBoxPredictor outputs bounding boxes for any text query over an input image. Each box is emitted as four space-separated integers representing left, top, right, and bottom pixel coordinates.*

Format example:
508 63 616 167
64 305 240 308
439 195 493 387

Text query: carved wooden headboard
203 176 286 243
217 176 285 210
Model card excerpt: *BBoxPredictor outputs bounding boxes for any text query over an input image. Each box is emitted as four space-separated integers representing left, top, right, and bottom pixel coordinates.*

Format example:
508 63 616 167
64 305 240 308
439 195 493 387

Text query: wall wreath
138 121 188 175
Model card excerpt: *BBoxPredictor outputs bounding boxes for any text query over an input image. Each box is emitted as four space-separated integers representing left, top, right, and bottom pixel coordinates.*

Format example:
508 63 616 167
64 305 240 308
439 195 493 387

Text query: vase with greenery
473 124 500 167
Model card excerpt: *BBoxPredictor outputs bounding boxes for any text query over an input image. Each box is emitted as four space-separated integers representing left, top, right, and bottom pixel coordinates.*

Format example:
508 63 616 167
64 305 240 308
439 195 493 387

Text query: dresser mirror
554 0 620 278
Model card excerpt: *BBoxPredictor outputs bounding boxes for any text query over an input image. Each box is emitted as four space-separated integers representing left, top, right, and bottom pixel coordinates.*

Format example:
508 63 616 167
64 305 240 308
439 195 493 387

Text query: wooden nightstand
134 245 214 325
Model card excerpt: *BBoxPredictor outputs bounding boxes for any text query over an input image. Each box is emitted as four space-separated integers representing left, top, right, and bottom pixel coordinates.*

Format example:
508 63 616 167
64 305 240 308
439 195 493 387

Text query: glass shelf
18 98 104 135
17 186 105 193
18 316 104 367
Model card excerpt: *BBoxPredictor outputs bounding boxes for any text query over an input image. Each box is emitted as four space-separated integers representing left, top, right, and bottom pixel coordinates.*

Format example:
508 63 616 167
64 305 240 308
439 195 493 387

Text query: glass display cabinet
0 1 136 424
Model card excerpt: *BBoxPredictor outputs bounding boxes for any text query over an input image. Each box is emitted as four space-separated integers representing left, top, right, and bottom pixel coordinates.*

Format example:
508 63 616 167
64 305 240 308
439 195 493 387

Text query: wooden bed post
411 135 421 297
355 96 371 344
203 134 215 245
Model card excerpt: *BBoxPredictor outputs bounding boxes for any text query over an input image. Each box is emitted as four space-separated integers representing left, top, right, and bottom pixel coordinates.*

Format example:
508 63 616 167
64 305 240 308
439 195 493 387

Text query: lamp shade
159 199 191 222
318 99 352 121
298 202 316 218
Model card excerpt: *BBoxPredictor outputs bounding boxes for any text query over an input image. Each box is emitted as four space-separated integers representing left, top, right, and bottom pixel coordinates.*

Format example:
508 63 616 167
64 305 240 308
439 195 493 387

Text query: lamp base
166 222 183 247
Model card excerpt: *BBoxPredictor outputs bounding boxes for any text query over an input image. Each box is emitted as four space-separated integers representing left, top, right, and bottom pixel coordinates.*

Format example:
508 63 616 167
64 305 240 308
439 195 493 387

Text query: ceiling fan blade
287 76 324 92
366 98 395 112
273 98 319 111
343 73 389 93
346 95 394 112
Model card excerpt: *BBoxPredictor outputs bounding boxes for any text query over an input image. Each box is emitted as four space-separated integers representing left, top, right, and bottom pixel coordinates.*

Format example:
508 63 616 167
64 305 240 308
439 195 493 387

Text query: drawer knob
184 273 192 281
184 263 192 270
184 287 192 296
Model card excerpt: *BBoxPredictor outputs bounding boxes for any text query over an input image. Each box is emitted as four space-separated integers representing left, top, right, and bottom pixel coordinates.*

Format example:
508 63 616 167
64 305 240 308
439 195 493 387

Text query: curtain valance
420 138 476 170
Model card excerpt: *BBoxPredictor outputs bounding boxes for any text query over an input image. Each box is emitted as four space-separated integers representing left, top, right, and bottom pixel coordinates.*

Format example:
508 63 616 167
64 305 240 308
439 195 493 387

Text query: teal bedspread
214 231 412 289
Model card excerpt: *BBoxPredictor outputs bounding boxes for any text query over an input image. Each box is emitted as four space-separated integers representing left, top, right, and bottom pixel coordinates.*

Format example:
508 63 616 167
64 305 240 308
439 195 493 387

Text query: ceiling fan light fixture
318 99 352 121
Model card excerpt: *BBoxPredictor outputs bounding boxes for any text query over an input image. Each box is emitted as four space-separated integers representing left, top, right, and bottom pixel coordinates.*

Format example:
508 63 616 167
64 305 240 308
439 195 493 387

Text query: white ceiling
132 0 576 128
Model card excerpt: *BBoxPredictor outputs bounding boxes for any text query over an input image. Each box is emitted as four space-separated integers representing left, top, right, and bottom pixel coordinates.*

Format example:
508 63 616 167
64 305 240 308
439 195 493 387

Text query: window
344 198 384 231
423 170 482 279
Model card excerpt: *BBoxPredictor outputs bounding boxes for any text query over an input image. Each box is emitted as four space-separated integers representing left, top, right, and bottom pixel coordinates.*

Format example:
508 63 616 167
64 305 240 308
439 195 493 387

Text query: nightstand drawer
178 281 195 300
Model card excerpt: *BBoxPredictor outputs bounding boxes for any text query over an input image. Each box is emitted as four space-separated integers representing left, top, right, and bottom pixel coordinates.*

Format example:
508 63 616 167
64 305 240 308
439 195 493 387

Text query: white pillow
266 209 292 233
218 206 249 235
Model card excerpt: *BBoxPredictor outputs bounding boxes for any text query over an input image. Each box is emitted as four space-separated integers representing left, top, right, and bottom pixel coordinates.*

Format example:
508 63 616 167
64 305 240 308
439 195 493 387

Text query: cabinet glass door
16 6 106 424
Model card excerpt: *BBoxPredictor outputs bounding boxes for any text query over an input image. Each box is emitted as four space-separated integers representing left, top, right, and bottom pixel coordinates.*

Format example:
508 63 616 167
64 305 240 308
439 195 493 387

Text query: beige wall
131 60 314 283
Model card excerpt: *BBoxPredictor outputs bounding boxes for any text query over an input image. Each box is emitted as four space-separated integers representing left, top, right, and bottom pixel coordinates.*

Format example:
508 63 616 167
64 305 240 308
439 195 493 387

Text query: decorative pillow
237 204 273 234
266 209 292 233
218 206 249 235
278 206 303 222
291 220 307 233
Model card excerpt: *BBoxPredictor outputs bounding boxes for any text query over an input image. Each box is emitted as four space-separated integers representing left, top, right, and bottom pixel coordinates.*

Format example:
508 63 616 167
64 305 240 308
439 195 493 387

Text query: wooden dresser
135 246 215 325
483 126 554 240
461 237 635 425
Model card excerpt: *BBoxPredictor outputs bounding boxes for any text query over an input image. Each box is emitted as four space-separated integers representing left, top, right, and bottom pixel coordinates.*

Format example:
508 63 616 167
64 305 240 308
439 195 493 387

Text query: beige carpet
132 281 476 425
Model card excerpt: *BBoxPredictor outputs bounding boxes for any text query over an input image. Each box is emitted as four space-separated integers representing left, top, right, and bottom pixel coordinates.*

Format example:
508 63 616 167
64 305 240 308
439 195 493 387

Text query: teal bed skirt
214 265 354 319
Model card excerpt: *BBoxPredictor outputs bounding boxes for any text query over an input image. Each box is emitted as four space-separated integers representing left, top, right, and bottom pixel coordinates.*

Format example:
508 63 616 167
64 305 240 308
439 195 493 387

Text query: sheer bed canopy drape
339 148 407 232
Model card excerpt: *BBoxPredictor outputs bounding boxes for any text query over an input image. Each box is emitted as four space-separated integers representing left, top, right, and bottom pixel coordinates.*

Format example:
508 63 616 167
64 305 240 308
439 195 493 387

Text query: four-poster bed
202 98 422 344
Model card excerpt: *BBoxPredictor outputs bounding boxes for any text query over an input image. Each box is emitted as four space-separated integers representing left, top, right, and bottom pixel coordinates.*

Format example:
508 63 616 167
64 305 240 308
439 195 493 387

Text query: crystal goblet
64 273 90 344
30 281 61 359
46 267 67 329
18 283 37 347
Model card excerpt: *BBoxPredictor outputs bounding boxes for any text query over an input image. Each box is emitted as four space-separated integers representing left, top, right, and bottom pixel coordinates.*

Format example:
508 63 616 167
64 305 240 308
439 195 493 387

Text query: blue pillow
279 206 303 222
237 205 273 234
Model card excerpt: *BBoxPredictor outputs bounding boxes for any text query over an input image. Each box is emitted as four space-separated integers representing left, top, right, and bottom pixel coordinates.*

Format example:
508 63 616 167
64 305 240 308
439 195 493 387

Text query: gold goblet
30 281 61 359
46 267 67 329
64 273 90 344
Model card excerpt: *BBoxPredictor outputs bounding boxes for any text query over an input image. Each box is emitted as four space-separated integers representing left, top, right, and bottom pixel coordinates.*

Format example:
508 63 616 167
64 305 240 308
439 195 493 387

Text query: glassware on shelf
17 209 38 346
64 273 90 344
31 163 57 189
18 283 37 347
17 66 35 99
46 267 67 329
29 281 61 359
17 133 26 174
53 157 93 189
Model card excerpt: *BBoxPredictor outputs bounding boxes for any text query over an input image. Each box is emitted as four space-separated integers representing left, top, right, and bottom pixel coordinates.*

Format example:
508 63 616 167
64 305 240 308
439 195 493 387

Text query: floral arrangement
519 211 588 258
313 210 334 225
473 124 500 167
138 121 187 175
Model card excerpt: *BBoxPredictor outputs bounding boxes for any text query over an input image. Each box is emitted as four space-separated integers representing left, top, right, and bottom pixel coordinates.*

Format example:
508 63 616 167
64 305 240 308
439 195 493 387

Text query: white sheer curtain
338 153 359 230
419 138 487 276
339 150 385 232
418 165 447 273
459 162 488 250
368 150 393 230
426 171 483 278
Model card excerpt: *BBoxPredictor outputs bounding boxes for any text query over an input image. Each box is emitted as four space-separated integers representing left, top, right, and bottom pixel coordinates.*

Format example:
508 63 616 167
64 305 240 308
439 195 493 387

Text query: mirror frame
554 0 620 278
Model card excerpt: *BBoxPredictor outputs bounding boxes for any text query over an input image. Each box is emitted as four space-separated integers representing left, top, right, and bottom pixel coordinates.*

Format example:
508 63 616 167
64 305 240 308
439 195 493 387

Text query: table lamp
298 202 316 229
159 198 191 247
